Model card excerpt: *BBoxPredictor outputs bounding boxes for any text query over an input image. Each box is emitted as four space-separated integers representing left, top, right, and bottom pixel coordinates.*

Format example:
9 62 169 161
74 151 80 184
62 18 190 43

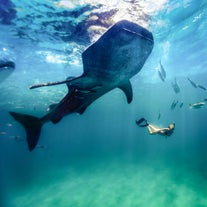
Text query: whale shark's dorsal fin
118 80 133 103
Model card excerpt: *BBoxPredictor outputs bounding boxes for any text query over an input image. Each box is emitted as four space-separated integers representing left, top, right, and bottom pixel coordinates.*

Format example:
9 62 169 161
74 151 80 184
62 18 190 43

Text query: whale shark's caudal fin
9 112 42 151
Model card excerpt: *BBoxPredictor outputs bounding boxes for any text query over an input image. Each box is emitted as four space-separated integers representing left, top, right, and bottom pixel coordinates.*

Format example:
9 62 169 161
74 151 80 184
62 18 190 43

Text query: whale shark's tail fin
9 112 42 151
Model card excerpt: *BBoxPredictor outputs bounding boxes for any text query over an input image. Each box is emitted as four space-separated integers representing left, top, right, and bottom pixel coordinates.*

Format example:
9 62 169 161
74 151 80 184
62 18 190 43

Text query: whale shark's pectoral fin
118 80 133 103
29 76 79 90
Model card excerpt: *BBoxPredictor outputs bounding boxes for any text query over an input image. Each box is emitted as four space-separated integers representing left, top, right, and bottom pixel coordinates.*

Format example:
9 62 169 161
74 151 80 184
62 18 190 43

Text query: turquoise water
1 0 207 206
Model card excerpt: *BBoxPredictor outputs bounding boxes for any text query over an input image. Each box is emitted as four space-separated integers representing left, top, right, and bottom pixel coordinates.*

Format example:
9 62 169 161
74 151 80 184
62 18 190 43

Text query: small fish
158 70 165 82
159 61 166 79
189 101 205 109
158 112 161 120
197 84 206 91
170 100 178 110
179 102 184 108
204 98 207 102
171 77 180 93
187 77 197 88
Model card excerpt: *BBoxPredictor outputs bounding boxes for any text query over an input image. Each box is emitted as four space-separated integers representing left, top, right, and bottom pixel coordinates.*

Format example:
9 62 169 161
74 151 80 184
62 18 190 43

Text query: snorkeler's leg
147 124 160 134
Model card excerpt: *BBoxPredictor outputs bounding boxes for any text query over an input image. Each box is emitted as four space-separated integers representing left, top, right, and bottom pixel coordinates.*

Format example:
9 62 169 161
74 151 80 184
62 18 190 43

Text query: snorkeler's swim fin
136 118 148 127
9 112 42 151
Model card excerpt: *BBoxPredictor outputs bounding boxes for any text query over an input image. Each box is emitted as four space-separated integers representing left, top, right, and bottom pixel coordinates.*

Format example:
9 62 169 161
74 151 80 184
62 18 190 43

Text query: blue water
1 0 207 206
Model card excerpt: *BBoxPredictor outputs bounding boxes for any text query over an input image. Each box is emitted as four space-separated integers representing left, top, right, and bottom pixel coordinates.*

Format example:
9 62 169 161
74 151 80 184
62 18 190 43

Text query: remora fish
10 20 154 151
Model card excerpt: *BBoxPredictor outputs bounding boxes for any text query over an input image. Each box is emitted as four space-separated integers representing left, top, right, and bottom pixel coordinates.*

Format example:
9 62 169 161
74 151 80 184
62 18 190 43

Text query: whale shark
10 20 154 151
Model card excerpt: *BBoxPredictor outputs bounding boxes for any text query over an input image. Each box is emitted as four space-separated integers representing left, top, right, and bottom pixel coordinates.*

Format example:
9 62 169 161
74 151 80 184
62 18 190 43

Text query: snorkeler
136 118 175 137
